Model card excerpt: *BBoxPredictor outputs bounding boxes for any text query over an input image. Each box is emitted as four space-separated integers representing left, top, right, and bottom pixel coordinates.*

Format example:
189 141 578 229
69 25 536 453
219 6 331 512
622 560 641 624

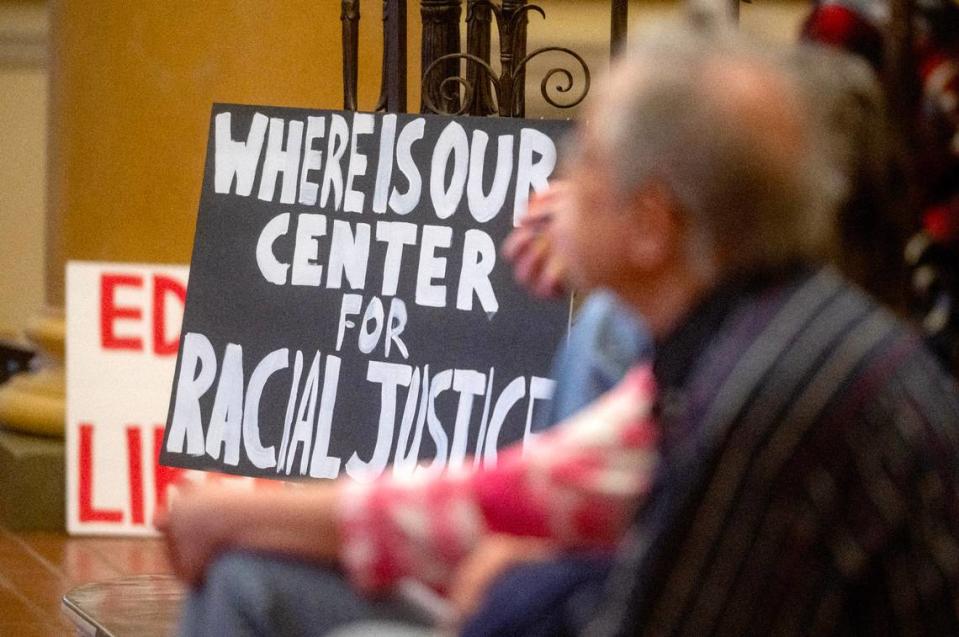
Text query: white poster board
66 261 277 536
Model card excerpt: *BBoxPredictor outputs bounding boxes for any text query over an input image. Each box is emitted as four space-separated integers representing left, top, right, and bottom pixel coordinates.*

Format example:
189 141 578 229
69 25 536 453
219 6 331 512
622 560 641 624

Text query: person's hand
157 483 242 587
503 183 571 299
445 534 555 629
158 480 343 588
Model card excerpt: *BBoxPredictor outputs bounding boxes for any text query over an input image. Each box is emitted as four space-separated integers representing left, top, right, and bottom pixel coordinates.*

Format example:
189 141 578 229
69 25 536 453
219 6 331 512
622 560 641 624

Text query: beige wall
50 0 422 306
740 1 809 40
0 1 47 341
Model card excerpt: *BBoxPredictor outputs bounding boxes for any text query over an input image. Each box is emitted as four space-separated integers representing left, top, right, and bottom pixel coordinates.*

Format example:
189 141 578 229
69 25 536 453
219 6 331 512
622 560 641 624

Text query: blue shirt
546 291 653 424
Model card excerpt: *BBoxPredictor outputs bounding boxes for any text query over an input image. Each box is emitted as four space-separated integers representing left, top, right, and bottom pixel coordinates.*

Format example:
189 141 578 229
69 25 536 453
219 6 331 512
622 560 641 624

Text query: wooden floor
0 524 172 636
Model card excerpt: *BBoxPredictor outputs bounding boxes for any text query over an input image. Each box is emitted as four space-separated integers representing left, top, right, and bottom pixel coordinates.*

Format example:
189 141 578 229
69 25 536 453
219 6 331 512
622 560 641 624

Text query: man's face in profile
553 115 635 296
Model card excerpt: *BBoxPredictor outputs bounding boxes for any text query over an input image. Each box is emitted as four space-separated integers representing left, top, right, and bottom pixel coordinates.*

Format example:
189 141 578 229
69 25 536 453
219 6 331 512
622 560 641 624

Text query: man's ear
624 179 682 270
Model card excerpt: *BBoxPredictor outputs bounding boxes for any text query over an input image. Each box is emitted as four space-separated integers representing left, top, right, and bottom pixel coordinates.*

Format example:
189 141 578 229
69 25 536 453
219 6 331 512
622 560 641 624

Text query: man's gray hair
599 25 846 277
790 43 908 305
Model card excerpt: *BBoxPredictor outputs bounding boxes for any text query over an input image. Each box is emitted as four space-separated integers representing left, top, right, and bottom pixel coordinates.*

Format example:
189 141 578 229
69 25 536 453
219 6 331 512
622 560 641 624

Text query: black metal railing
340 0 628 118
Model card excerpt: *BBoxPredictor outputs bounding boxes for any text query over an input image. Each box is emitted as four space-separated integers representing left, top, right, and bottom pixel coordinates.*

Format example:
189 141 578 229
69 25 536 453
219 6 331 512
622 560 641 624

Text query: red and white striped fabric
336 365 660 594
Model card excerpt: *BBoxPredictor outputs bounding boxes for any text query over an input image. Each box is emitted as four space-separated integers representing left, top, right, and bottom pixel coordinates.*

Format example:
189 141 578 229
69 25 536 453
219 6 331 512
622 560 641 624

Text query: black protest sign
160 105 571 481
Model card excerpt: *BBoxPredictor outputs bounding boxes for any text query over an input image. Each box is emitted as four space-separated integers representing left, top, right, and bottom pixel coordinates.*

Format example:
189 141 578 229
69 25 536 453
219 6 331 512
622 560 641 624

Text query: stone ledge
0 426 64 531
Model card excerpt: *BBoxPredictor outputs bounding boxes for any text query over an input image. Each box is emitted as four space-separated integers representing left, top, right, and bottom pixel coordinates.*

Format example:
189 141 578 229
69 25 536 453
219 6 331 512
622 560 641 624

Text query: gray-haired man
559 27 959 637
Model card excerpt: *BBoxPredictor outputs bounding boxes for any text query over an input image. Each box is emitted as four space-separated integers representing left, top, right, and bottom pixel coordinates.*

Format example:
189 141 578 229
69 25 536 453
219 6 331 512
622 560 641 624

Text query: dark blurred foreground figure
165 20 959 637
471 24 959 635
462 42 959 637
569 26 959 637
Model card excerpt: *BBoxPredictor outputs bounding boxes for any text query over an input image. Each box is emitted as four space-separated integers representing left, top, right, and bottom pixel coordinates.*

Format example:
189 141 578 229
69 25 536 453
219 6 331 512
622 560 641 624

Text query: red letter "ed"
152 275 186 356
100 274 143 351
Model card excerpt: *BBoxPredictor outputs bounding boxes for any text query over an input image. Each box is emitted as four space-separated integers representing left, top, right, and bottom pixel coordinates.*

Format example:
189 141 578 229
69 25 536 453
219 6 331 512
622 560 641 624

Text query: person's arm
471 365 659 544
158 483 342 586
338 365 660 594
162 365 659 593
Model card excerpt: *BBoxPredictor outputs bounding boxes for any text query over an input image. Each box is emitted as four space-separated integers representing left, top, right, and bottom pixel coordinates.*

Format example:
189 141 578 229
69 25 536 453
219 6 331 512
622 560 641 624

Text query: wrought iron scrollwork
515 45 590 110
422 53 500 116
421 0 464 114
341 0 361 111
375 0 408 113
465 0 497 115
611 0 628 56
422 0 592 117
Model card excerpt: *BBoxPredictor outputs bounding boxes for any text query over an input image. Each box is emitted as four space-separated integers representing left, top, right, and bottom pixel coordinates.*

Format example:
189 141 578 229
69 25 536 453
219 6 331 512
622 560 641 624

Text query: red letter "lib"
78 423 123 523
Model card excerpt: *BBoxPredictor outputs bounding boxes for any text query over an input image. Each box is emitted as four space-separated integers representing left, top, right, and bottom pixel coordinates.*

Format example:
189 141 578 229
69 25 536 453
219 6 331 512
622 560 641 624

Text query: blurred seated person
163 19 959 637
803 0 959 363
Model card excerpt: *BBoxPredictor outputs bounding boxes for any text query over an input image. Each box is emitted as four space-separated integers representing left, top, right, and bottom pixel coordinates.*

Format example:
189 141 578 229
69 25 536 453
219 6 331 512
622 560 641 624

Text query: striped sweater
592 266 959 636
